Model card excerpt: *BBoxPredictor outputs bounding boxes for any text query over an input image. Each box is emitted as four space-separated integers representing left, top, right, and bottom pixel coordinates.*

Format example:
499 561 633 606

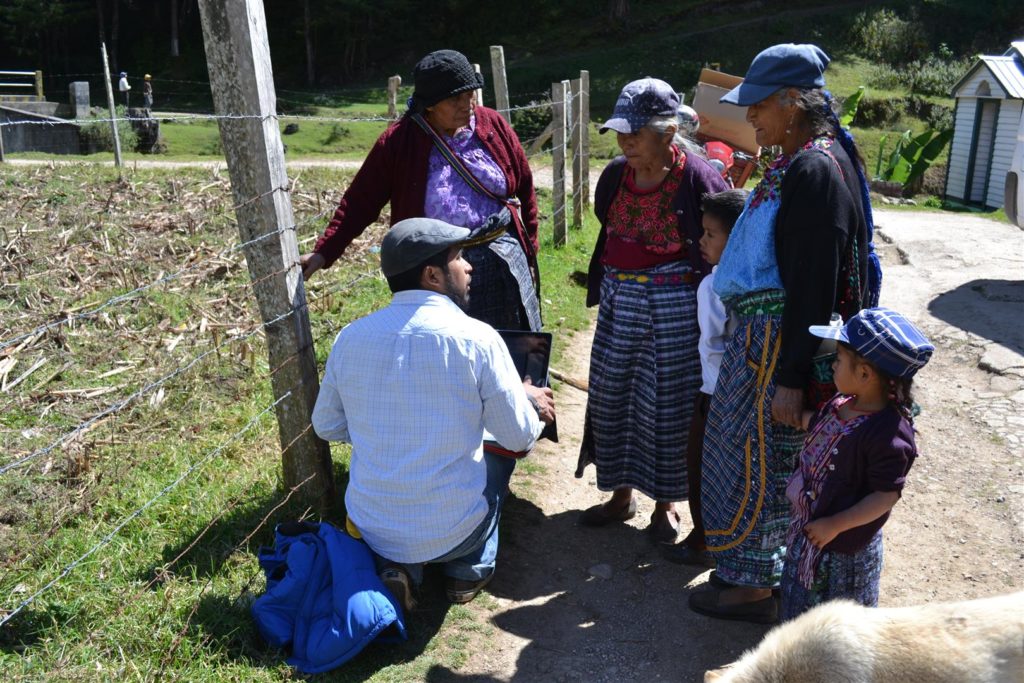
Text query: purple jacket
808 404 917 554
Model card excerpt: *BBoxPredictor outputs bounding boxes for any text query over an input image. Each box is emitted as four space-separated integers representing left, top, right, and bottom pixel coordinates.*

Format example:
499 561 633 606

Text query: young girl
780 307 934 621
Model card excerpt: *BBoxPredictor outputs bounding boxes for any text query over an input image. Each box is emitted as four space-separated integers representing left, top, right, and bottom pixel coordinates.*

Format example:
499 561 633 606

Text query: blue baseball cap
600 78 680 134
809 308 934 378
720 44 830 107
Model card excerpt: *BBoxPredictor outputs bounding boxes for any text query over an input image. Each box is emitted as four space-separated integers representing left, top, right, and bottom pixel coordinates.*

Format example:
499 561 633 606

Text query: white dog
705 592 1024 683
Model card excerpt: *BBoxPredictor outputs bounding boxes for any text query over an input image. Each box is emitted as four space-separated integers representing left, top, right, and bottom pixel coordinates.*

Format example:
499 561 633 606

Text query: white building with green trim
946 41 1024 209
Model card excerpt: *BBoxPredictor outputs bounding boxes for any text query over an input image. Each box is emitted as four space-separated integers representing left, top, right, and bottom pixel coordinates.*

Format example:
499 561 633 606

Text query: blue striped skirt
780 530 884 621
701 290 805 587
583 261 701 502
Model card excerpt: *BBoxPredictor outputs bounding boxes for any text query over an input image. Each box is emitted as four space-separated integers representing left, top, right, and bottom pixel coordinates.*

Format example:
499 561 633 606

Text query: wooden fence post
34 70 43 100
551 79 569 247
387 75 401 119
472 63 484 107
99 43 123 174
489 45 510 120
580 70 591 210
197 0 334 510
570 77 583 230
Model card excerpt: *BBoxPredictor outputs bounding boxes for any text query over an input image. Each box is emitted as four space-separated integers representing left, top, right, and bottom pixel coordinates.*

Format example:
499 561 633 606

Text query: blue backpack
252 521 407 673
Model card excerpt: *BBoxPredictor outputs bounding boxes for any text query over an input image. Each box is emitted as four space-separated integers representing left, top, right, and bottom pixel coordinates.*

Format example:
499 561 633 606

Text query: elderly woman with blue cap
301 49 541 332
688 44 881 623
576 78 728 542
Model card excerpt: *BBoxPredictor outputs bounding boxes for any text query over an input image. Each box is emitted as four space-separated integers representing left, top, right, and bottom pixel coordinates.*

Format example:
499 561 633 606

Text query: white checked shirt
312 290 542 563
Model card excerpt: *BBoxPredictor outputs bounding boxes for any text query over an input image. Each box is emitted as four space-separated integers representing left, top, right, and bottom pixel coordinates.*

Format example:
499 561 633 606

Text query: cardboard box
692 68 760 156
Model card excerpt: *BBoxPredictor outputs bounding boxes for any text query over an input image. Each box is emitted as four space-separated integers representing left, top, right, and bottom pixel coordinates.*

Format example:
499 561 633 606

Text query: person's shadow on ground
423 493 769 682
929 279 1024 355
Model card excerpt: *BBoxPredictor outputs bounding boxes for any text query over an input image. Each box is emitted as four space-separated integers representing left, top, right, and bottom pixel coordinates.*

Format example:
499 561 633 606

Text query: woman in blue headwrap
688 44 881 623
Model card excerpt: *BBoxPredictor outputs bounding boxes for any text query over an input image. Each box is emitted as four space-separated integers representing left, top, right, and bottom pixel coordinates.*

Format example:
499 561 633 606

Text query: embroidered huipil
601 148 688 271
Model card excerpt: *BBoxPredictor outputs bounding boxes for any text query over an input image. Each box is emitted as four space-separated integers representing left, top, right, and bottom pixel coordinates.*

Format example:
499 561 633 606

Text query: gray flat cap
380 217 470 277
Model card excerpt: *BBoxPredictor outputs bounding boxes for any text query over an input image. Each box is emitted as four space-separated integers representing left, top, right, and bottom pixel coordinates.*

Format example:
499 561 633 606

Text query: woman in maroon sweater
301 50 540 331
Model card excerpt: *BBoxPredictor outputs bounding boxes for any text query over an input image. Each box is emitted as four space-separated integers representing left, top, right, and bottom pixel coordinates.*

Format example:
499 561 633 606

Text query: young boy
663 188 748 565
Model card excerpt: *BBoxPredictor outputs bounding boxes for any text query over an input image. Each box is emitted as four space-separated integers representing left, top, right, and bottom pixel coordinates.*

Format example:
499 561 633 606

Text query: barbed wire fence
0 169 372 641
0 30 592 671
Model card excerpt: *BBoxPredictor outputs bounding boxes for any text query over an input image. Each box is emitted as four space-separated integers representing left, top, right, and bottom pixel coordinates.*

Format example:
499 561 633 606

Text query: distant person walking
142 74 153 111
118 71 131 108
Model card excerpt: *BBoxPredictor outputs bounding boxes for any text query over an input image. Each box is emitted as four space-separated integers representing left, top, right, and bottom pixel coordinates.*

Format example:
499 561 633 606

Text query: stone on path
979 344 1024 375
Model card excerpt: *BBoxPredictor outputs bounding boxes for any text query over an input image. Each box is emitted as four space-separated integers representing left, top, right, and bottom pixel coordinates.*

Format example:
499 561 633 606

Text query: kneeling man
312 217 555 611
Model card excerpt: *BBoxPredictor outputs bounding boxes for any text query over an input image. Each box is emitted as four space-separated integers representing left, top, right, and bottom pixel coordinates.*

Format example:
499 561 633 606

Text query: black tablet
496 330 558 444
497 330 552 389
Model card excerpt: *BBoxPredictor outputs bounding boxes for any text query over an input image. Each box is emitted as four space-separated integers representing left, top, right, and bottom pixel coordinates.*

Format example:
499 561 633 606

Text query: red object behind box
691 68 761 188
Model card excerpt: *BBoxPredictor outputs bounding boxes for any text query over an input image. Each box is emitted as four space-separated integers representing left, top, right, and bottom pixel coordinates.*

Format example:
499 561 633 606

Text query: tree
303 0 314 85
608 0 629 26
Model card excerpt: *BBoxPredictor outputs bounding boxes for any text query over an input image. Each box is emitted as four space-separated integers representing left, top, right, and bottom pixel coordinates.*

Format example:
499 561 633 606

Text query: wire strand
0 392 288 629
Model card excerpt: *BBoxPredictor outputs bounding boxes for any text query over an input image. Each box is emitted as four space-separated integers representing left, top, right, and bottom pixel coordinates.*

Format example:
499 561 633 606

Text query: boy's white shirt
697 266 730 395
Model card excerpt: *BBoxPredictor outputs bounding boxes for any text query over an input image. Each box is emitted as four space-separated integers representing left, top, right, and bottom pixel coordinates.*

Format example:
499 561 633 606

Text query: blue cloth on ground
252 520 407 673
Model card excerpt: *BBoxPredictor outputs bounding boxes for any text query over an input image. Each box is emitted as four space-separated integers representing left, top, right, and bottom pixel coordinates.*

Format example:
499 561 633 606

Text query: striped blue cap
809 307 934 378
600 78 680 135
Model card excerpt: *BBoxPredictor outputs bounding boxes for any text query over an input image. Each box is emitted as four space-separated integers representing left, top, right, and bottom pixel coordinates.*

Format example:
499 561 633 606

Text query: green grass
876 196 1013 224
0 163 595 681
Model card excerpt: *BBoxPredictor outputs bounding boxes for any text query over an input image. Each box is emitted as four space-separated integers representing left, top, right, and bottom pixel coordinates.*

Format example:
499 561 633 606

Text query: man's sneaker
445 573 494 604
380 566 416 613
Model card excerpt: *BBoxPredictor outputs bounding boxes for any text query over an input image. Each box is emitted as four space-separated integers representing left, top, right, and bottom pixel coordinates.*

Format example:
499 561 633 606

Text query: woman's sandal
579 497 637 526
648 510 681 544
661 543 716 567
688 588 778 624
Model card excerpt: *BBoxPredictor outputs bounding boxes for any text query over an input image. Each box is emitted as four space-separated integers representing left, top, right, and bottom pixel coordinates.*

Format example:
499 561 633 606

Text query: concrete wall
1 105 81 154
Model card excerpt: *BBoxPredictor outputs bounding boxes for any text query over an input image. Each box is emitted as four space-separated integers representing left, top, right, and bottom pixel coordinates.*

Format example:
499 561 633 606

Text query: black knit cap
411 49 484 110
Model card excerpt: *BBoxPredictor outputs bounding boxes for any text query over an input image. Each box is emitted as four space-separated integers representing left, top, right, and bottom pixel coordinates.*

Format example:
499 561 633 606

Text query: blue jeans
372 451 515 585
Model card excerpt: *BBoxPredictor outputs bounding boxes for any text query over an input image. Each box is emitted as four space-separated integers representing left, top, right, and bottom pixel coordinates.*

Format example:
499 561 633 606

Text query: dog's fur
704 592 1024 683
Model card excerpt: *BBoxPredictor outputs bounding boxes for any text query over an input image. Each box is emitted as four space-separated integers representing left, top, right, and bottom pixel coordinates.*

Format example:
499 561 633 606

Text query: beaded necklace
749 134 834 209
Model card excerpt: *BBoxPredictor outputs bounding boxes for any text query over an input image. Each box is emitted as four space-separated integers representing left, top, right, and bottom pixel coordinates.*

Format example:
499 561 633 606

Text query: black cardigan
774 143 869 388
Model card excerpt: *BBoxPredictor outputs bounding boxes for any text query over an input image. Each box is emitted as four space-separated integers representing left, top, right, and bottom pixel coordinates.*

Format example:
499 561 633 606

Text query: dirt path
430 209 1024 683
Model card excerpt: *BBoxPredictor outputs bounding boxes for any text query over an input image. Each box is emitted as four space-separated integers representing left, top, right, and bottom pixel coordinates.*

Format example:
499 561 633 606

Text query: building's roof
952 52 1024 99
1007 41 1024 60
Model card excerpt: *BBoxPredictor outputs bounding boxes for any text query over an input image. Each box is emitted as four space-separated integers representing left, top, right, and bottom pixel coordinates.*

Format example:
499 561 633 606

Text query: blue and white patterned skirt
583 261 701 502
780 530 884 621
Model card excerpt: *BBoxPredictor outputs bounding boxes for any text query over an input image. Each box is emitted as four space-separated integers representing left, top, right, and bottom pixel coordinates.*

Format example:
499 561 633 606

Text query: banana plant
880 128 954 188
840 86 865 128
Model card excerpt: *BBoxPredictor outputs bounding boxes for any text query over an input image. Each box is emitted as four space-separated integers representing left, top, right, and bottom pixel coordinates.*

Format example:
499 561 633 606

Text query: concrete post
70 82 91 119
387 75 401 119
197 0 334 510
